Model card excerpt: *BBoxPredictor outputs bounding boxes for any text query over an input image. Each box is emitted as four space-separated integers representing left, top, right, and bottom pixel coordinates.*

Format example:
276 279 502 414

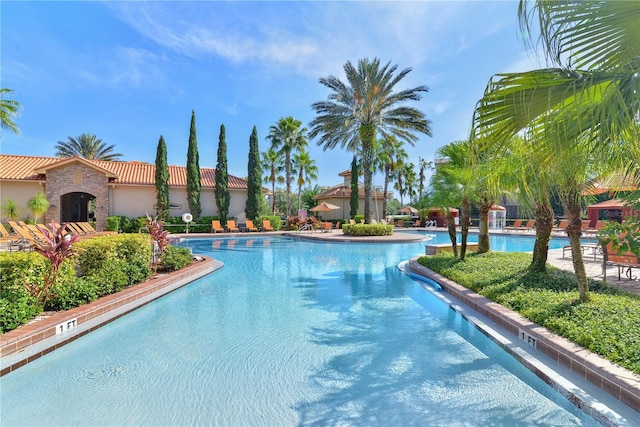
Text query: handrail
297 223 313 234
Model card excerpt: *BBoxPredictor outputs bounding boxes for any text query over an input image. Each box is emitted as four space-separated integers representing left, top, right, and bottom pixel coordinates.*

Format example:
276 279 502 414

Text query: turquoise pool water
0 236 600 426
408 229 574 252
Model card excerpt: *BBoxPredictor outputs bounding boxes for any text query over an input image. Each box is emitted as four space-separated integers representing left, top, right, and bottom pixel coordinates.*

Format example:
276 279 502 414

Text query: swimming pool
0 236 601 426
407 229 576 252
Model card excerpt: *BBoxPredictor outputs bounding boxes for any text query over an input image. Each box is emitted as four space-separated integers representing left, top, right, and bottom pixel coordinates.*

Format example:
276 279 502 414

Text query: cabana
586 199 636 227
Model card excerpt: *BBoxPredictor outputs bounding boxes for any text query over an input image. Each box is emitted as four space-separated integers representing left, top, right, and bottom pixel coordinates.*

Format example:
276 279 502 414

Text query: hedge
342 224 393 236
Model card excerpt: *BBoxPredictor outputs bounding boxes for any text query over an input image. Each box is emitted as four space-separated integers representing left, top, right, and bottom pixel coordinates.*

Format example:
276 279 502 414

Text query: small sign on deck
56 318 78 335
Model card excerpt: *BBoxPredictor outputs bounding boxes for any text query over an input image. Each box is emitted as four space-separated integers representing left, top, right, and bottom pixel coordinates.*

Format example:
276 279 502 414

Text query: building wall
0 181 46 221
313 197 386 221
2 179 250 225
45 164 110 230
108 185 249 219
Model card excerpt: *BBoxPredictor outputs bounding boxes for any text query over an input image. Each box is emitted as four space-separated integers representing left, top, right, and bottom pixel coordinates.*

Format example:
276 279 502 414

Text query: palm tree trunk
460 198 471 260
285 152 292 217
564 201 590 301
530 203 553 273
360 124 376 223
477 201 491 254
446 212 458 258
271 181 276 215
383 166 390 219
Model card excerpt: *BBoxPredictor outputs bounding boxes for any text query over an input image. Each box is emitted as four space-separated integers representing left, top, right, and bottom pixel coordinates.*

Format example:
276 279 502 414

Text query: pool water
0 236 600 426
409 229 575 252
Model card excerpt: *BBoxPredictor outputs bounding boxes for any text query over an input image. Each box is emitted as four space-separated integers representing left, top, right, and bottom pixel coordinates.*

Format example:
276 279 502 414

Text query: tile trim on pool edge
408 258 640 426
0 256 221 376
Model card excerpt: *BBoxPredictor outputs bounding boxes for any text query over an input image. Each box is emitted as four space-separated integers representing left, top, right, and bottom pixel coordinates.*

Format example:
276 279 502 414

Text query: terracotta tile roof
0 154 248 189
316 184 387 200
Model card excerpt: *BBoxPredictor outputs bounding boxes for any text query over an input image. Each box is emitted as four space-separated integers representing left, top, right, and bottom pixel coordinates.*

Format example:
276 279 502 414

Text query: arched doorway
60 192 96 223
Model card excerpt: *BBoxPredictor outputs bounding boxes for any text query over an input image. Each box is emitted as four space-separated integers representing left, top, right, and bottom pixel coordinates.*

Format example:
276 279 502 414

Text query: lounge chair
349 219 356 225
334 221 341 230
552 220 568 234
585 220 606 235
261 219 274 231
245 220 258 232
518 220 535 232
504 219 523 232
8 221 42 248
226 220 239 233
211 220 225 233
0 222 11 237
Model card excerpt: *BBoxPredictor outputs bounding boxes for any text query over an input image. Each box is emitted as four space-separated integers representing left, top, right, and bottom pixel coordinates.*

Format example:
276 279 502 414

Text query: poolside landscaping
0 233 193 334
417 251 640 376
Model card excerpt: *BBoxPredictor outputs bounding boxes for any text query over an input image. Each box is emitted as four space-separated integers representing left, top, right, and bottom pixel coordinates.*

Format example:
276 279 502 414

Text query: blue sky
1 1 543 187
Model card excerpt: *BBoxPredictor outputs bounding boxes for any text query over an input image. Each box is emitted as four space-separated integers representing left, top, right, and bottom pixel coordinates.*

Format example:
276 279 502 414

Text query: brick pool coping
0 256 220 376
408 258 640 421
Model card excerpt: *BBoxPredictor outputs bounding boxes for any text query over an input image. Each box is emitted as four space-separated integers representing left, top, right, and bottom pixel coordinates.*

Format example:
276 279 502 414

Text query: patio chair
211 220 225 233
0 222 11 237
261 219 274 231
585 220 606 236
518 220 535 232
245 220 258 232
226 220 239 233
321 221 333 233
552 220 568 233
504 219 523 232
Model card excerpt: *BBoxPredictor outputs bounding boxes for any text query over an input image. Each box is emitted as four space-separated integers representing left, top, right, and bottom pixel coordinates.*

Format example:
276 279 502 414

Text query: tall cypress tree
155 135 170 220
186 110 202 220
245 126 262 220
350 155 359 219
214 124 230 226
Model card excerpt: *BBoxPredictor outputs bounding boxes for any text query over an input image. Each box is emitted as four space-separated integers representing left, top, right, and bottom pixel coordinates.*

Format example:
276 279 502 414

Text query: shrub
106 216 120 232
0 251 74 332
258 215 282 231
75 234 152 276
47 278 99 311
417 251 640 375
342 224 393 236
161 245 193 272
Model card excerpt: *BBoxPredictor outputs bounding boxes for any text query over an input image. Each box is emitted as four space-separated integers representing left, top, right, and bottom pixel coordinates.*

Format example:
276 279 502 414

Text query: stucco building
0 154 250 230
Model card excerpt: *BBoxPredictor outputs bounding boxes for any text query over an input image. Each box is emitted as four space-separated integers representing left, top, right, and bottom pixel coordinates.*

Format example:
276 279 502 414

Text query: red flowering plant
25 221 78 307
144 213 171 268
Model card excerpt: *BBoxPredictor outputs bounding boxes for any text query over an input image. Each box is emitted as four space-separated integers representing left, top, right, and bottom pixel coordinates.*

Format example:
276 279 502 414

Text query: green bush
106 216 120 232
161 245 193 271
0 252 75 332
417 251 640 375
258 215 282 231
342 224 393 236
75 234 152 276
47 278 99 311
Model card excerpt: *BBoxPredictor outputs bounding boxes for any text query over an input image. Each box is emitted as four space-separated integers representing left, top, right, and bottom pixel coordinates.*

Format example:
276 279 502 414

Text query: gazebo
427 207 459 227
586 199 635 226
488 205 506 229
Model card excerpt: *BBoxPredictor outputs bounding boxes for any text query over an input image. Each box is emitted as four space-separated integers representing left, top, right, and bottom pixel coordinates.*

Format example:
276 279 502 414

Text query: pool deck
2 228 639 425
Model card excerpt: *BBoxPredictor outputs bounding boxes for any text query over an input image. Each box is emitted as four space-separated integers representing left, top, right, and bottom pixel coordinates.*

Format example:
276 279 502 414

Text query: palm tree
27 192 49 224
376 136 407 218
0 88 22 136
402 162 417 205
417 157 431 202
310 57 432 223
493 135 556 272
433 140 476 260
55 133 123 161
266 117 309 217
291 150 318 212
261 148 284 215
473 0 640 300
